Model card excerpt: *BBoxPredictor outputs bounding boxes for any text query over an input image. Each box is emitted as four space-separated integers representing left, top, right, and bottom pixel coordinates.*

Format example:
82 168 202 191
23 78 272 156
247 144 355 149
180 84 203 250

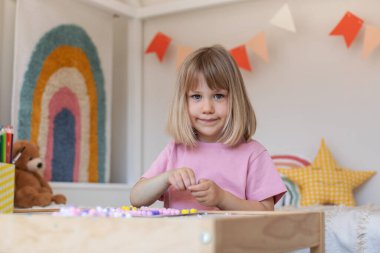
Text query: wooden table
0 210 324 253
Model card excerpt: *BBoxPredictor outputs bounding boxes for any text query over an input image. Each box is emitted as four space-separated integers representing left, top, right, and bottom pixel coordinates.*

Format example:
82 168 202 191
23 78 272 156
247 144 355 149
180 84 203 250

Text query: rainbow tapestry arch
17 24 106 183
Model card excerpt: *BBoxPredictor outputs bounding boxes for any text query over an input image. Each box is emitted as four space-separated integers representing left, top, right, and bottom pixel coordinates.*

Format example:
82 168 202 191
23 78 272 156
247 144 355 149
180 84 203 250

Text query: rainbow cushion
273 155 311 207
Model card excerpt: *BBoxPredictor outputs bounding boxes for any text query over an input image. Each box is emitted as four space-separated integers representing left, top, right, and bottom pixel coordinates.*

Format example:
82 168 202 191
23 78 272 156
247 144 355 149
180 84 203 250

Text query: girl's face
187 74 228 142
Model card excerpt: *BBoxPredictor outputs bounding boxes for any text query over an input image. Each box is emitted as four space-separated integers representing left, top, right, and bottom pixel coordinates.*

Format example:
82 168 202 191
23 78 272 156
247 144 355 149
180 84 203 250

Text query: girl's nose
202 99 214 114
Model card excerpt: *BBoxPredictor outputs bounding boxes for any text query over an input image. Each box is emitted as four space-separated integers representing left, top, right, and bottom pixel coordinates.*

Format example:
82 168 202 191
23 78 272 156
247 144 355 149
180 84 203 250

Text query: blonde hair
167 45 256 147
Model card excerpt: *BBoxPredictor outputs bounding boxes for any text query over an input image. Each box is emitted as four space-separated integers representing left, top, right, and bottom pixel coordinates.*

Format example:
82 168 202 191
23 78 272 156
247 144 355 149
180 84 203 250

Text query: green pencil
1 130 6 163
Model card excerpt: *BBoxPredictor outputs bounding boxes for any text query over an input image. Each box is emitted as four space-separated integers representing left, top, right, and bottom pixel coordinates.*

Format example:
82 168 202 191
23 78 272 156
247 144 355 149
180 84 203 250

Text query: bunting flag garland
146 31 264 72
229 45 252 71
362 25 380 58
145 3 296 72
270 3 296 33
145 32 172 62
176 45 193 69
329 11 363 48
246 32 269 62
145 7 380 72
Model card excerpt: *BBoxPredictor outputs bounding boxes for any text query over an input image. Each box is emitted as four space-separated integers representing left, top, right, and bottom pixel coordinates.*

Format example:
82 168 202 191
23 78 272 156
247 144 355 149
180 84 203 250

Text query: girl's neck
196 140 225 147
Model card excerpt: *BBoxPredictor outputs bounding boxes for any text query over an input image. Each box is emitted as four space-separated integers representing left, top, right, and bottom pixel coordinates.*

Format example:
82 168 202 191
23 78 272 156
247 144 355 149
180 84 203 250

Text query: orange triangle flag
329 11 364 48
246 32 269 62
362 25 380 58
176 45 193 69
229 45 252 71
145 32 172 62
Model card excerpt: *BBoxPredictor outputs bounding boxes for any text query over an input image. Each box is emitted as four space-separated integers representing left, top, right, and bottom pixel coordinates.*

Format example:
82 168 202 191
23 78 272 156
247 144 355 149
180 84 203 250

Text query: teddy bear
12 140 67 208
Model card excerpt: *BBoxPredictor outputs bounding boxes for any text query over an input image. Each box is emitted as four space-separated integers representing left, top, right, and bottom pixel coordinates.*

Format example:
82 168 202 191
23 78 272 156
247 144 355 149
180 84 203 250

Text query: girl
130 45 286 211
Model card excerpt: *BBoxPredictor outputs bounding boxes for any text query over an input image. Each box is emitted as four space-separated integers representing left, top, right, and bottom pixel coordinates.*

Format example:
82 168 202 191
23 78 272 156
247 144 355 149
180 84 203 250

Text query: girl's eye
214 94 225 100
190 94 202 101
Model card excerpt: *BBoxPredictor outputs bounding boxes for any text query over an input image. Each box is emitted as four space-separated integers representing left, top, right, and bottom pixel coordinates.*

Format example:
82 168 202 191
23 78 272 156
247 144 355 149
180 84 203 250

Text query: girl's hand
188 179 225 207
167 167 196 191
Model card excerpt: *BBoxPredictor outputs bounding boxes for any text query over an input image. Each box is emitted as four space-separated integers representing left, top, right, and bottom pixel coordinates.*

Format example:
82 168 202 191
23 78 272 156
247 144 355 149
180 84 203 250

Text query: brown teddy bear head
12 140 44 176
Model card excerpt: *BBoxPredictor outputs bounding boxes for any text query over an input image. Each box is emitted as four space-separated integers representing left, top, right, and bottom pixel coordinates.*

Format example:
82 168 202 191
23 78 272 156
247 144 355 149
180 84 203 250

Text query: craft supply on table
53 206 199 218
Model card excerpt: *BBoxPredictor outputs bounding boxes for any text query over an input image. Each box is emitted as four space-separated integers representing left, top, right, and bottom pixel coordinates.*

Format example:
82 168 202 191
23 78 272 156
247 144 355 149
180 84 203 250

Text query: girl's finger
187 169 197 185
180 170 192 189
195 196 209 204
174 173 186 190
185 168 196 186
191 190 207 198
188 183 208 192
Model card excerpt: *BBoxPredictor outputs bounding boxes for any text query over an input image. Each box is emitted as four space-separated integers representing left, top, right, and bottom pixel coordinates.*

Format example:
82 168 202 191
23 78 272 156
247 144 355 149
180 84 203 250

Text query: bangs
185 53 230 92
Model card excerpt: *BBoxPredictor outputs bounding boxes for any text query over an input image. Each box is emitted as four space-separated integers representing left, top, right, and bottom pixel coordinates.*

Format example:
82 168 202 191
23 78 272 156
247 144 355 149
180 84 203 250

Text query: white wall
0 0 16 125
142 0 380 205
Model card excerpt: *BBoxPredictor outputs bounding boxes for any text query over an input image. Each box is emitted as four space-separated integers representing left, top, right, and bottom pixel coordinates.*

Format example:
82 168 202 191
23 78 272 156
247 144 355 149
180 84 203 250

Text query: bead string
54 206 198 218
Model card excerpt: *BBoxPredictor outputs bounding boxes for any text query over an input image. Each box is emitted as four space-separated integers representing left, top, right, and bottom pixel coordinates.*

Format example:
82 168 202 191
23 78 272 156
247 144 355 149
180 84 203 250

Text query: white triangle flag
270 3 296 33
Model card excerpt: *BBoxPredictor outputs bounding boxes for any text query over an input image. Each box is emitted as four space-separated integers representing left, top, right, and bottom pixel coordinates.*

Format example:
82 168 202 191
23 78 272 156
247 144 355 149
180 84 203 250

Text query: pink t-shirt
142 139 286 210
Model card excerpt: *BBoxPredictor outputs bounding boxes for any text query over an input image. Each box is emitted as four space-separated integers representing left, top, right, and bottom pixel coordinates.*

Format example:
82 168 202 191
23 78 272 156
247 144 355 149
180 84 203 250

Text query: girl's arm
130 167 197 207
130 173 170 207
189 179 274 211
218 191 274 211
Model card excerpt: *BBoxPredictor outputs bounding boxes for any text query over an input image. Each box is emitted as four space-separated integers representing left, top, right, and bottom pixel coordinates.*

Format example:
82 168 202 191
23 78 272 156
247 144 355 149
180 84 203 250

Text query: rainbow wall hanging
12 0 113 182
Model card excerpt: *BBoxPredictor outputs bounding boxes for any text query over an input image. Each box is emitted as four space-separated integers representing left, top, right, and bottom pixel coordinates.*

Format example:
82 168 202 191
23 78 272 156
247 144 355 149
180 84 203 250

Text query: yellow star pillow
278 139 375 206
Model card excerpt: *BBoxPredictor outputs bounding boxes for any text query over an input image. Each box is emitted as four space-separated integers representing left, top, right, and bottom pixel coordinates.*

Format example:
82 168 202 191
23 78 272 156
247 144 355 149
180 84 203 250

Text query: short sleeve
142 142 174 179
246 150 287 204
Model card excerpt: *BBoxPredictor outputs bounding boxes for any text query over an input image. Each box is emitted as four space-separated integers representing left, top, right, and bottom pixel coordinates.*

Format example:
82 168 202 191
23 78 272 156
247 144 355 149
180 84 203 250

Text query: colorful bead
54 206 198 218
121 206 130 211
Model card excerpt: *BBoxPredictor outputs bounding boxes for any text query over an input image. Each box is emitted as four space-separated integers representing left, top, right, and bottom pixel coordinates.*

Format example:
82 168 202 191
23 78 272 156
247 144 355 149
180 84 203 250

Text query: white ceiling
88 0 246 19
121 0 175 7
